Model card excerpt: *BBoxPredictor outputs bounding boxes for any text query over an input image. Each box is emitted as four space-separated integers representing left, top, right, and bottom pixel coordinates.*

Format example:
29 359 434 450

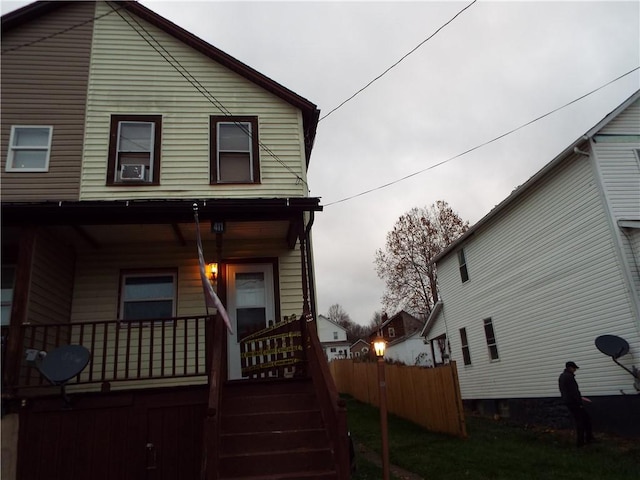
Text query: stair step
221 429 330 454
220 470 337 480
223 378 314 397
221 409 324 434
219 448 335 478
222 392 318 414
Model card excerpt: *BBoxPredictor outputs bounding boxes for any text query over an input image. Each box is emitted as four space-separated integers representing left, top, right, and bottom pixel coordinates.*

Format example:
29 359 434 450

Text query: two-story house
316 315 351 361
1 2 350 478
423 90 640 436
368 310 424 361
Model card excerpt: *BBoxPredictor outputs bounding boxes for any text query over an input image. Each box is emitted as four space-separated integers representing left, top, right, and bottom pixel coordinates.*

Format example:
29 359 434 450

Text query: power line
323 67 640 207
318 0 477 122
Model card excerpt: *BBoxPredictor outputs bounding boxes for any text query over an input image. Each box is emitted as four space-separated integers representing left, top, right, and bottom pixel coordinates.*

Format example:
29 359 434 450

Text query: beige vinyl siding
70 243 303 323
0 2 94 202
82 2 307 200
28 230 75 326
435 153 639 399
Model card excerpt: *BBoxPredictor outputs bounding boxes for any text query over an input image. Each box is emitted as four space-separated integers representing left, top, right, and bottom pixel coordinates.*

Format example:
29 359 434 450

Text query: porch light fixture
373 337 386 358
208 262 218 282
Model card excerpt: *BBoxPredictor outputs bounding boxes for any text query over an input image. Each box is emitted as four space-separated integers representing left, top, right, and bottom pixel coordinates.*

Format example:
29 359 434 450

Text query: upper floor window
5 126 53 172
120 271 176 321
457 248 469 283
483 318 499 360
107 115 161 185
459 327 471 365
333 331 338 340
388 326 396 338
210 116 260 184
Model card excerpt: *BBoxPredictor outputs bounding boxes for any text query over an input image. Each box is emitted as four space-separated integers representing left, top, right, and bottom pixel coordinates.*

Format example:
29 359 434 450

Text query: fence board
330 359 467 438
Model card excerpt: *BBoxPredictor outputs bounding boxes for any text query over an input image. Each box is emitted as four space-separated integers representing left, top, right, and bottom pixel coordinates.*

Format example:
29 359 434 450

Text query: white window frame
388 326 396 338
119 271 177 322
6 126 53 172
483 318 500 361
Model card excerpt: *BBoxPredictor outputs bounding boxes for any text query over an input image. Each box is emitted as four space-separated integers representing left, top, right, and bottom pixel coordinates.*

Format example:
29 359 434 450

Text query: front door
226 263 275 380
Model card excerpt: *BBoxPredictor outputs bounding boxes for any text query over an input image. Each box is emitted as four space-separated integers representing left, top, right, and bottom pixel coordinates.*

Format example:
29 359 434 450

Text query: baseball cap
565 361 579 369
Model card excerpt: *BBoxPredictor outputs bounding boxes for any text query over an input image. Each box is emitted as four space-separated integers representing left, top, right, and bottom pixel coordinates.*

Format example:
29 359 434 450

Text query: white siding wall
592 100 640 304
386 334 433 366
81 2 307 200
434 153 639 399
316 316 348 343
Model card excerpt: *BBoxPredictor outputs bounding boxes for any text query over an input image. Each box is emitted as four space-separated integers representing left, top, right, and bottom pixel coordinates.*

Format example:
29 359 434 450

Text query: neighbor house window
460 327 471 365
388 327 396 338
333 331 338 340
120 271 176 321
6 126 53 172
107 115 161 185
330 347 336 353
458 248 469 283
483 318 499 360
1 266 15 326
210 116 260 184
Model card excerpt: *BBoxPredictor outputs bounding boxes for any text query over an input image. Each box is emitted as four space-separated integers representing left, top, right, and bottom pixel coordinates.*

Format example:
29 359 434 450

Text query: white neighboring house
386 330 434 367
316 314 351 361
424 90 640 436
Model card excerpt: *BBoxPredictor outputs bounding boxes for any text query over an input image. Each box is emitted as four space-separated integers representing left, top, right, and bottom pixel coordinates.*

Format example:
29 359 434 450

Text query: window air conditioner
120 164 146 181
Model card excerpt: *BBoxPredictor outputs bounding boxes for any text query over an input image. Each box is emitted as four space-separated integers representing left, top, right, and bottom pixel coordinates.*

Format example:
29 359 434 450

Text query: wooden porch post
4 226 36 391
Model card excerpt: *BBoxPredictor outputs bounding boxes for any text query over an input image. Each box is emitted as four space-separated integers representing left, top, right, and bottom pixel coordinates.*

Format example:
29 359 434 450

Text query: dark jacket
558 368 582 407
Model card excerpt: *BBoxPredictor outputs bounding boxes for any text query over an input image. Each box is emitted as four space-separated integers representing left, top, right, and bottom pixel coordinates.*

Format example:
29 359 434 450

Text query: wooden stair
219 378 338 480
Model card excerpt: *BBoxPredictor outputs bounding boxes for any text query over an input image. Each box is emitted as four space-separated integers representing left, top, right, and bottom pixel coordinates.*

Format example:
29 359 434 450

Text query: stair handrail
303 314 350 480
201 314 225 480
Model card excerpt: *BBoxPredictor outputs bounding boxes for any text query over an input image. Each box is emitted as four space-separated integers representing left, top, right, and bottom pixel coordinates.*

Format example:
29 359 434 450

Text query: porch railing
5 315 213 391
239 314 305 379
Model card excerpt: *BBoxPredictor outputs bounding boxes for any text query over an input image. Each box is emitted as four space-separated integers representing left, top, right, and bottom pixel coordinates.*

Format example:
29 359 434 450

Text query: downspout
305 211 317 320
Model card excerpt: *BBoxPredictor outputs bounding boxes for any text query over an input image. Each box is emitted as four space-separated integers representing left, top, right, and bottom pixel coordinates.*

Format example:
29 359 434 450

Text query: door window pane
237 307 267 341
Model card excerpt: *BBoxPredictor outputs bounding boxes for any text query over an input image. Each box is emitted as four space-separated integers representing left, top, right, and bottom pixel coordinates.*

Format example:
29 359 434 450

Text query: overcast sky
3 1 639 325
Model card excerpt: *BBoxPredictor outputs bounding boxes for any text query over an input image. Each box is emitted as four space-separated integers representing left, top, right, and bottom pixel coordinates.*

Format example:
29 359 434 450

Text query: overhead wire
109 3 311 190
323 66 640 207
318 0 478 122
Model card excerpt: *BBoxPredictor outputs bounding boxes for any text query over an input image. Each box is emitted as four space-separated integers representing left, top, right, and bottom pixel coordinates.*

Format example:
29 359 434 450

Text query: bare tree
327 303 351 327
375 200 468 318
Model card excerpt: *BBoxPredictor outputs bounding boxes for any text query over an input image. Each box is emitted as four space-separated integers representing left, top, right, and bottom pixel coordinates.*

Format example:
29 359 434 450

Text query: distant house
316 314 351 360
423 90 640 436
369 310 424 360
350 338 371 360
385 329 433 367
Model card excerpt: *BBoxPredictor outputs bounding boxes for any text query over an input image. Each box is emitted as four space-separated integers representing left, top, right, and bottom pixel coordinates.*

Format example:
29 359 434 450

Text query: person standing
558 361 593 447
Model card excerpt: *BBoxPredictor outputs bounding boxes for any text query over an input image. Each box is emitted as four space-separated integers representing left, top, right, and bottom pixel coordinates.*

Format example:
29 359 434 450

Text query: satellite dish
595 335 629 360
36 345 91 407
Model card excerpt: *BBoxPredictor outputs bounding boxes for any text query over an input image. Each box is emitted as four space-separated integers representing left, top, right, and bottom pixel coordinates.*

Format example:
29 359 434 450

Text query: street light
373 335 390 480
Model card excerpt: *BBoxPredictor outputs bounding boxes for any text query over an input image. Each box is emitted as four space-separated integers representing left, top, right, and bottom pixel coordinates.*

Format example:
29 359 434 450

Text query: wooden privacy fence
330 359 467 438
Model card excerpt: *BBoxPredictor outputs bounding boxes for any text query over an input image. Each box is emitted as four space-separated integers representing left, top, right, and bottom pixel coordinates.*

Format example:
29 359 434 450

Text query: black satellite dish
594 335 639 388
595 334 630 360
36 345 91 407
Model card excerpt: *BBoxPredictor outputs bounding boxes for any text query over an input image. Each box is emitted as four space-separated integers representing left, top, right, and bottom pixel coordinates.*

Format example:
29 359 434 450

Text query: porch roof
1 197 323 226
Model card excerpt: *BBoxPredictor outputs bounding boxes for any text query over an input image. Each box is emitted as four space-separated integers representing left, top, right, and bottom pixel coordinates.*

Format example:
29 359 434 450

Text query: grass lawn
345 396 640 480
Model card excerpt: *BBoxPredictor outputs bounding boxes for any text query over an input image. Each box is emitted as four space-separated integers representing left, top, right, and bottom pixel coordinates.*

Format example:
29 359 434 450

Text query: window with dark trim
210 116 260 184
388 326 396 338
458 248 469 283
107 115 162 185
483 318 499 360
459 327 471 365
119 271 176 321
